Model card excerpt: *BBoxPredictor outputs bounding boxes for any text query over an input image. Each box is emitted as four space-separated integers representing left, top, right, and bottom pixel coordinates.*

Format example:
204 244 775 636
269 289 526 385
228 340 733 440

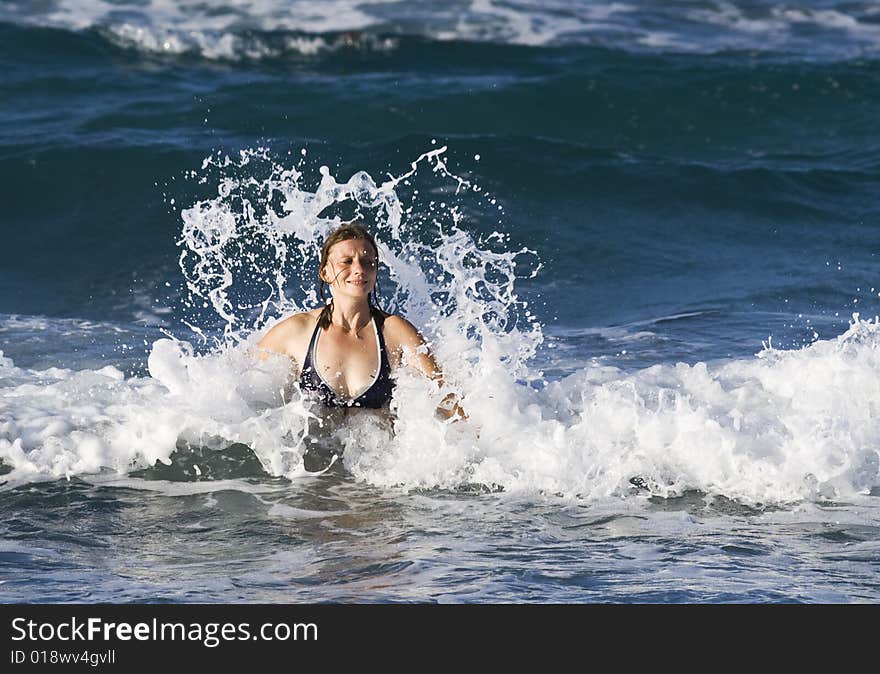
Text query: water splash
2 146 880 505
167 144 543 482
175 146 542 371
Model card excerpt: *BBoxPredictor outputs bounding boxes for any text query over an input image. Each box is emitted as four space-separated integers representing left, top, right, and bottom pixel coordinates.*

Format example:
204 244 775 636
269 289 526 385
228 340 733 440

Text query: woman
257 222 464 420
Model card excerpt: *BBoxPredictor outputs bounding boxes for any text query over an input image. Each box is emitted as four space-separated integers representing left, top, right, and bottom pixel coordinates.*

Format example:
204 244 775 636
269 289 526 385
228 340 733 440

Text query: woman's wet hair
317 222 383 328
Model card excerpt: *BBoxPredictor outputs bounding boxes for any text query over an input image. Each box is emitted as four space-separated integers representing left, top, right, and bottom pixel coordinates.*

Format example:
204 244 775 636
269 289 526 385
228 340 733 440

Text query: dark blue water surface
2 1 880 603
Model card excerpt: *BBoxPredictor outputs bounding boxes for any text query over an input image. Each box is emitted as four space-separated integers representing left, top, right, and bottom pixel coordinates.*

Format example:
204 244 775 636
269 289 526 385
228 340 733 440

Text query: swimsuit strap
300 317 322 376
371 305 386 332
370 307 392 381
356 308 393 408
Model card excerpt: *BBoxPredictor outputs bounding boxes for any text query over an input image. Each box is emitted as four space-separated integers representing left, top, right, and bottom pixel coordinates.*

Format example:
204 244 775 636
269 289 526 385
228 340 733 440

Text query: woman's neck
328 295 372 334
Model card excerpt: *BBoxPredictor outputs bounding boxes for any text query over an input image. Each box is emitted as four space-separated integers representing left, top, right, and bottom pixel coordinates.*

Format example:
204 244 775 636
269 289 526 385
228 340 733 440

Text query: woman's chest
313 330 380 396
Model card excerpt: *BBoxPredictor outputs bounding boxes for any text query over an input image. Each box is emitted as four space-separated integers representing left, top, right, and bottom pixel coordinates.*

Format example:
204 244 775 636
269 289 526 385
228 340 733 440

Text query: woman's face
321 238 378 300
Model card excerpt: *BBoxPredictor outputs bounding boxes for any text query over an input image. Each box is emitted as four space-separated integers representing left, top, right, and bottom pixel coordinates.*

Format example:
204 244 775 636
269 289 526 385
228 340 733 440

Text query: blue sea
2 0 880 603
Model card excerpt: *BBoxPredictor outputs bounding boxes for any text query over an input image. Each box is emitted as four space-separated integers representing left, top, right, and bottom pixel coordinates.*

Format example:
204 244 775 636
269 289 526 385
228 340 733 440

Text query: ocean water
2 0 880 603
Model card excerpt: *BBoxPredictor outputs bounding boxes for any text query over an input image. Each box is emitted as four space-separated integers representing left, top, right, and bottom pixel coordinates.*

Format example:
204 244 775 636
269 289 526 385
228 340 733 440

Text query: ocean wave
3 0 880 60
2 315 879 505
1 144 878 505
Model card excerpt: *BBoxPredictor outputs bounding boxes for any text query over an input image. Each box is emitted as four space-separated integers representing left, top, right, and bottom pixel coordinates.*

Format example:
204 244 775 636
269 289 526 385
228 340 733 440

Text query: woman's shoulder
378 312 413 330
271 308 321 333
257 309 321 355
378 313 425 348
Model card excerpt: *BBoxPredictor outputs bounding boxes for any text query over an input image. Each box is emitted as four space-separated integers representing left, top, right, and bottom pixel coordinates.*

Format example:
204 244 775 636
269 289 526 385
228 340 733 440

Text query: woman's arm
254 313 312 368
384 316 467 421
255 320 293 361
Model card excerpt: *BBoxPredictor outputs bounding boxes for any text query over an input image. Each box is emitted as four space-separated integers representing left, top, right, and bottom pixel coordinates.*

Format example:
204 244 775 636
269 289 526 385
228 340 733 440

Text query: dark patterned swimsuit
299 311 394 408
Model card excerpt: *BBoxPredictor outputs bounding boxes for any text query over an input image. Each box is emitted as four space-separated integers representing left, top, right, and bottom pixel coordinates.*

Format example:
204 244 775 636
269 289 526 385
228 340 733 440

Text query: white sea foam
1 145 879 505
81 474 288 495
2 314 880 503
4 0 879 58
685 2 880 53
1 0 394 58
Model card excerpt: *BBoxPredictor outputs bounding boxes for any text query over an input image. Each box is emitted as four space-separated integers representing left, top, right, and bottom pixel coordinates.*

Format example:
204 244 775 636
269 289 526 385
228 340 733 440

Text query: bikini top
299 310 394 409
